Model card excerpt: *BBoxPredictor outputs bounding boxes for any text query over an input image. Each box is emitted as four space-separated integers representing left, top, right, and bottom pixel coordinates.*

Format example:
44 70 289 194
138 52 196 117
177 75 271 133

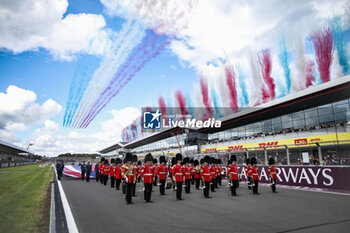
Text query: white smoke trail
295 37 307 90
71 21 146 128
248 51 262 106
331 50 343 79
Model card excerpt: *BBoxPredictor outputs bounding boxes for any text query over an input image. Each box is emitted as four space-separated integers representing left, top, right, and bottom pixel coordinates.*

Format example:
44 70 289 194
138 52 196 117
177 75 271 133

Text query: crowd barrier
0 161 35 168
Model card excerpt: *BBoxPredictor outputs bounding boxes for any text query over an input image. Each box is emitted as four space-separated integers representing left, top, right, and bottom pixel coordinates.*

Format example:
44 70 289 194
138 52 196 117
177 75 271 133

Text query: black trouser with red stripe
110 176 115 188
253 180 259 194
195 178 200 189
176 182 183 200
271 178 277 192
204 181 210 197
125 182 133 204
144 183 153 202
230 180 239 196
116 179 121 190
185 179 191 193
159 179 166 195
211 178 216 192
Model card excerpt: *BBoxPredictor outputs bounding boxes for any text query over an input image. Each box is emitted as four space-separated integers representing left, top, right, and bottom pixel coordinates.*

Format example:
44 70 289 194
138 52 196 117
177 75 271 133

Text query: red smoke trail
158 96 168 122
199 76 213 120
259 50 275 102
174 90 188 121
306 60 315 88
80 32 167 128
312 28 333 83
224 65 239 112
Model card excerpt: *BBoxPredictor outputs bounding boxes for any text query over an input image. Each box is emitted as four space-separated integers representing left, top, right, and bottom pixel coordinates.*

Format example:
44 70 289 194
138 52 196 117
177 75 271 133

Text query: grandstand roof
100 75 350 153
0 139 34 155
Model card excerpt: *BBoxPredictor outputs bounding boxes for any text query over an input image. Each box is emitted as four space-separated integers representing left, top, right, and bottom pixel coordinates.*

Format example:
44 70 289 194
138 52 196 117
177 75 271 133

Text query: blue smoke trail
237 65 249 106
331 16 349 75
211 88 222 119
279 38 291 94
63 55 100 127
186 94 194 119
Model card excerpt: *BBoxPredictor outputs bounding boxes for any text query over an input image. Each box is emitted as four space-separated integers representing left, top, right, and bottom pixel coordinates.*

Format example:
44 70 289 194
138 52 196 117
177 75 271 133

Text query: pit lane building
100 75 350 166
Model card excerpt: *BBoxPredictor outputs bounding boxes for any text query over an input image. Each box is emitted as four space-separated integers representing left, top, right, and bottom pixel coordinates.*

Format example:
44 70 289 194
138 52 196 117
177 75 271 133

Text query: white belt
159 172 167 174
185 173 191 175
144 174 153 176
231 172 237 174
176 173 183 175
204 173 211 176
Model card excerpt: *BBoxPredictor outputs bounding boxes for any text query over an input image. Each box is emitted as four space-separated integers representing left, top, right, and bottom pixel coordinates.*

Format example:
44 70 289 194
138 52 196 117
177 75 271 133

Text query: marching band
78 153 279 205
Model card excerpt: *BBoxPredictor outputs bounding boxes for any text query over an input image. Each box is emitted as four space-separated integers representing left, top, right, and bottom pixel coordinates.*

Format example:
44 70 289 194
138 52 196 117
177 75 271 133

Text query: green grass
0 164 53 233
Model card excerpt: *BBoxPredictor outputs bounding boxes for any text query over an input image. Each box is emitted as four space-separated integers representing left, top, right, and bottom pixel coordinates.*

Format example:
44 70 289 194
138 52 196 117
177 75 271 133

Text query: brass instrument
122 164 134 182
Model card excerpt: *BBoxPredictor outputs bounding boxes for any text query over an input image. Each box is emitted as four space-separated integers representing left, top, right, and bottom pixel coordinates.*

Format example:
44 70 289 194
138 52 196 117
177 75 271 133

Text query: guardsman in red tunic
103 160 110 186
227 155 239 196
172 153 185 200
200 156 212 198
194 160 201 190
268 158 278 193
158 156 168 195
153 158 159 186
170 157 176 190
210 157 217 192
215 159 220 188
251 157 260 195
122 153 136 204
115 158 122 190
99 158 105 184
245 158 252 190
218 159 223 186
141 153 154 202
132 155 139 196
109 159 116 188
190 158 195 185
184 157 192 194
137 161 142 182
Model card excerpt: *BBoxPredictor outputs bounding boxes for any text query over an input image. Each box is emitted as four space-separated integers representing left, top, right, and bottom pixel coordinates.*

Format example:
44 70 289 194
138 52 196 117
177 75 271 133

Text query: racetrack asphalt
60 176 350 233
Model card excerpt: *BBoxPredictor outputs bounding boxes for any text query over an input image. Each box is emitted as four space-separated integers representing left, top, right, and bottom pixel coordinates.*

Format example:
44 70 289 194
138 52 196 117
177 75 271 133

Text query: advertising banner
238 165 350 194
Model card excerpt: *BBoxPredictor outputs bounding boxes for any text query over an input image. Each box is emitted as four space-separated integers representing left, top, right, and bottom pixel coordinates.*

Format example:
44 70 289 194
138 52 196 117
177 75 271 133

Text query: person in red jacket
190 158 195 185
109 158 116 188
115 158 122 190
172 153 185 201
245 158 252 190
132 155 138 197
137 161 142 182
201 156 212 198
268 157 278 193
158 156 168 195
194 160 201 190
99 158 105 184
210 157 217 192
153 158 159 186
122 153 136 204
217 159 223 186
184 157 192 194
170 157 176 190
227 155 239 196
141 153 154 203
251 157 260 195
103 160 110 186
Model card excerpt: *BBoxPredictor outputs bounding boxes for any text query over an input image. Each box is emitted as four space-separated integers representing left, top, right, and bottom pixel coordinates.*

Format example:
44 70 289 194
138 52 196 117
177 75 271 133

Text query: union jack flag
63 165 96 178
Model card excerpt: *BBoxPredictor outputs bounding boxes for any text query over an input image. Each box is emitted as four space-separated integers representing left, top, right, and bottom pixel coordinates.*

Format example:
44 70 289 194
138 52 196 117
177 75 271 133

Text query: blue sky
0 0 348 156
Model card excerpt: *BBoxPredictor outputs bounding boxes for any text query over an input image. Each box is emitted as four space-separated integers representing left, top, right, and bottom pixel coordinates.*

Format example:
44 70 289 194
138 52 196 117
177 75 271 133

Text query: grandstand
0 139 35 167
100 75 350 166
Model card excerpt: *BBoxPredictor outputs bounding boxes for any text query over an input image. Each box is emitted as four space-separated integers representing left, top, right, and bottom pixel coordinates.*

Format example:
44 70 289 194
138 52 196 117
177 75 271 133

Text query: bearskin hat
183 157 189 164
194 160 199 166
218 159 222 164
100 157 105 163
190 158 194 164
176 153 182 162
110 158 115 164
204 156 210 163
200 158 204 165
125 152 133 162
171 157 176 165
231 154 237 162
116 158 122 164
159 156 166 163
246 158 251 165
227 160 232 165
251 157 257 165
210 157 215 164
153 158 158 164
144 153 153 162
137 161 141 165
133 155 138 162
269 157 275 165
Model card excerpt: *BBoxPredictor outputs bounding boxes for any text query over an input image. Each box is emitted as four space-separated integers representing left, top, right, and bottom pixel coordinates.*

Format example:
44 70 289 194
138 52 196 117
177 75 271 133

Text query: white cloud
0 85 62 130
0 0 110 60
29 107 140 156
